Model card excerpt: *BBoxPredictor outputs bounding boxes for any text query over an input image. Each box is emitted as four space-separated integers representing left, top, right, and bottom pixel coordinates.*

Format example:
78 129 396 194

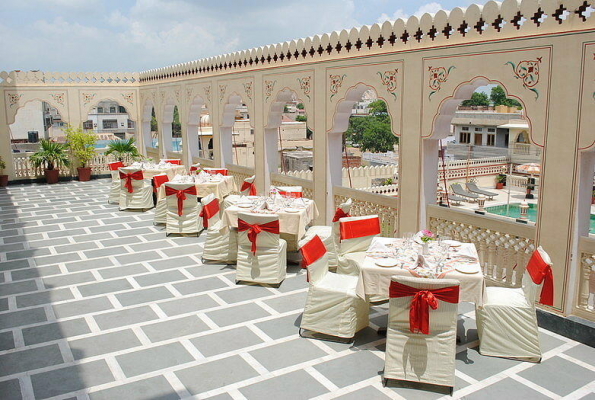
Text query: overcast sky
0 0 487 73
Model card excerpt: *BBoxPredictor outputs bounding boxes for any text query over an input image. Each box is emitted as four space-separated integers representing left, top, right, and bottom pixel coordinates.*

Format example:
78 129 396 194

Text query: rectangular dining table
156 176 236 201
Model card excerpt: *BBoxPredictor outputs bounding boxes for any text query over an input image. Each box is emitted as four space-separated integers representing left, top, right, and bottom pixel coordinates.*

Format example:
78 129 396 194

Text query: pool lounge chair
445 193 466 206
466 182 497 200
450 183 479 201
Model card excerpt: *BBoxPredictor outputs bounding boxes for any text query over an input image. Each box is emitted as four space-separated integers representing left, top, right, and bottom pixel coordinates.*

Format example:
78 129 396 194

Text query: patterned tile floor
0 179 594 400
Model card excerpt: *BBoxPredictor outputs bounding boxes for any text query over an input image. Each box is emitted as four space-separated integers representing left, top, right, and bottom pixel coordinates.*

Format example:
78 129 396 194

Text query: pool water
94 138 182 152
484 203 595 233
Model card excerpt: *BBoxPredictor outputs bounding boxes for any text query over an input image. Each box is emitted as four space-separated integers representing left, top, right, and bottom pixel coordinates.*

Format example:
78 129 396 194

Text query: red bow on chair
389 281 459 335
526 250 554 307
339 217 380 241
119 170 144 193
238 219 279 254
189 166 200 172
332 208 351 222
199 199 220 228
165 186 197 216
299 235 326 281
240 181 257 196
278 190 302 198
108 161 124 171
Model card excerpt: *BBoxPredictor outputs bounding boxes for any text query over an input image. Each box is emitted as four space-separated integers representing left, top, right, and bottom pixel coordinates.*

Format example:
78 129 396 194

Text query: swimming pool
94 138 182 152
484 203 595 233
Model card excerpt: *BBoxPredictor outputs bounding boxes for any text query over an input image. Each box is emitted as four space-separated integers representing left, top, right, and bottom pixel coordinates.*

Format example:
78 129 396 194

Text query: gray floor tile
0 279 38 296
0 307 47 329
215 284 274 304
23 318 91 346
464 377 549 399
115 286 174 306
455 346 521 381
94 305 159 330
148 256 198 271
100 235 143 247
89 223 127 233
173 276 229 295
190 326 264 357
114 227 155 237
64 257 114 272
240 369 329 400
42 271 95 288
89 375 180 400
16 288 74 308
162 245 201 258
564 343 595 367
186 263 235 277
69 329 142 360
53 296 114 319
255 313 302 340
31 360 115 399
518 356 595 396
34 252 81 266
276 274 309 293
98 263 148 279
0 343 64 377
323 326 384 352
175 355 259 395
314 350 385 388
134 270 188 287
0 379 22 400
52 241 99 254
11 265 61 281
47 228 87 239
250 337 328 371
157 294 219 317
72 232 114 243
205 303 271 327
129 240 172 253
115 251 162 266
6 247 51 260
142 315 210 342
84 246 130 259
262 291 307 313
78 278 134 297
0 259 31 271
0 330 15 351
117 342 195 377
538 331 567 352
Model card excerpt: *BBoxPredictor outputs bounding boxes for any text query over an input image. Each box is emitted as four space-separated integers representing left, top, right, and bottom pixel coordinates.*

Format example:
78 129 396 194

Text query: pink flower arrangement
420 230 435 243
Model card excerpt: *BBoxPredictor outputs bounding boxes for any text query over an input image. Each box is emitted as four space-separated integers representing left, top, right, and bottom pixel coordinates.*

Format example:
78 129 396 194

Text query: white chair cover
164 182 201 235
201 194 238 263
236 212 287 285
303 198 352 267
336 214 380 275
240 175 256 196
108 161 125 204
384 275 460 389
153 174 170 225
118 167 153 211
475 247 552 362
299 235 369 339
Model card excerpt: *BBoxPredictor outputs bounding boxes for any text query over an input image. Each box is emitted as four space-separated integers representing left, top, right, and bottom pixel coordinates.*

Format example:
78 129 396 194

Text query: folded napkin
449 243 479 261
367 237 391 254
292 198 307 208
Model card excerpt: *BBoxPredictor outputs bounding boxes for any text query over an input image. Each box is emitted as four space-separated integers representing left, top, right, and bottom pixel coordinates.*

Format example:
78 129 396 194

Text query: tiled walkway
0 179 594 400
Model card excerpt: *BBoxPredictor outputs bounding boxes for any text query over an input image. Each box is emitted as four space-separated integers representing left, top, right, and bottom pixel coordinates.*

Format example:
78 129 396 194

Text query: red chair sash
205 169 227 176
152 175 169 193
240 181 257 196
189 166 200 172
300 235 326 268
238 219 280 254
389 280 459 335
339 217 380 241
108 161 124 171
526 250 554 306
278 190 302 198
199 199 220 228
332 208 351 222
165 186 197 216
119 170 144 193
162 159 181 165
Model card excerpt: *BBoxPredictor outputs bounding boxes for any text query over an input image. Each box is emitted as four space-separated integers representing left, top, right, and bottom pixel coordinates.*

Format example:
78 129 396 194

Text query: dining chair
336 215 381 276
201 194 238 263
164 182 201 235
118 167 153 211
107 161 125 204
152 174 170 225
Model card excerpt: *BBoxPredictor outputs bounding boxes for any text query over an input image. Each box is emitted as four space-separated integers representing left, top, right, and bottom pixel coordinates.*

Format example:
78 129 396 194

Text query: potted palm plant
495 174 506 189
105 137 139 162
0 156 7 187
65 125 96 181
30 139 70 184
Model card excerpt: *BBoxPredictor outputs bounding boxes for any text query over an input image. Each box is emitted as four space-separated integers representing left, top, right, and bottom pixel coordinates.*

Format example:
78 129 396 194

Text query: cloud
377 2 444 23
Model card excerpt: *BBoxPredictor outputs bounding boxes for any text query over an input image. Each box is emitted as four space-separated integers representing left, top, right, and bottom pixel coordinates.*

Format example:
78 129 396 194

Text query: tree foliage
150 108 157 132
64 125 97 168
172 106 181 137
30 139 70 171
105 138 139 161
345 100 398 153
295 115 307 122
296 103 305 110
461 92 490 107
490 85 522 109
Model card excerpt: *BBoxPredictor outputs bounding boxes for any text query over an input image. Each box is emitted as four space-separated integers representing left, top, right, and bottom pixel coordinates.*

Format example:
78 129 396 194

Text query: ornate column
313 65 328 224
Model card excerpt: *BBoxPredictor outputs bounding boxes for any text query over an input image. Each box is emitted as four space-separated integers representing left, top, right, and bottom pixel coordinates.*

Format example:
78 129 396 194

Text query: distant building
83 100 135 140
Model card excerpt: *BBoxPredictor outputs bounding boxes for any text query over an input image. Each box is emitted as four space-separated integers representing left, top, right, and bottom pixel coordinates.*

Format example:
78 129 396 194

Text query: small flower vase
421 242 430 255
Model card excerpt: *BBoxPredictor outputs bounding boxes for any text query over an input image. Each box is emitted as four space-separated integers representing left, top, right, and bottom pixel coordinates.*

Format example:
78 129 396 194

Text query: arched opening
187 96 211 161
9 100 67 153
84 100 136 151
427 80 540 224
160 98 179 155
141 101 157 150
220 93 250 167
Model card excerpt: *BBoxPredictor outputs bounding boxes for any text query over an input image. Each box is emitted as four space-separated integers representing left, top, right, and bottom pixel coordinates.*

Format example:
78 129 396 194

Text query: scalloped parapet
0 70 139 86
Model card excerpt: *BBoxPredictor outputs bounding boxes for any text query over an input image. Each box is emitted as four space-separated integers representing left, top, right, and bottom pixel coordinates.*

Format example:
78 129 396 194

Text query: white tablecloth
142 166 186 179
157 176 236 201
221 197 318 238
350 237 485 305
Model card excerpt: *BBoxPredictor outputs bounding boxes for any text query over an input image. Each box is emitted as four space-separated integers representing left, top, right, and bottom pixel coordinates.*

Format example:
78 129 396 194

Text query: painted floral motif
264 80 276 100
50 93 65 106
377 69 399 100
219 84 227 102
297 76 311 101
243 82 253 100
186 88 194 103
505 57 542 99
82 93 96 105
329 74 346 100
121 92 134 105
7 93 22 108
203 86 211 102
174 90 181 103
428 66 455 100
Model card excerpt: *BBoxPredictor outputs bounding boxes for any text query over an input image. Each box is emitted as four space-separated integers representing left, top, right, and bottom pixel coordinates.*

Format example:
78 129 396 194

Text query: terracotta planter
496 183 504 189
44 169 59 184
592 197 595 205
77 167 92 182
0 175 8 187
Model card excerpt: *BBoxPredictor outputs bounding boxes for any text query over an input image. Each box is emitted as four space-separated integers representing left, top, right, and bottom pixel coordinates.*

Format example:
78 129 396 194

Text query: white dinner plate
455 263 480 274
375 258 399 267
237 203 252 208
444 240 462 247
284 208 300 213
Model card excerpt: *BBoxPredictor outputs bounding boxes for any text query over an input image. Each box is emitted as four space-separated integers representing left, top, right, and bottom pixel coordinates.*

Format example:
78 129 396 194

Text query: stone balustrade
575 236 595 320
